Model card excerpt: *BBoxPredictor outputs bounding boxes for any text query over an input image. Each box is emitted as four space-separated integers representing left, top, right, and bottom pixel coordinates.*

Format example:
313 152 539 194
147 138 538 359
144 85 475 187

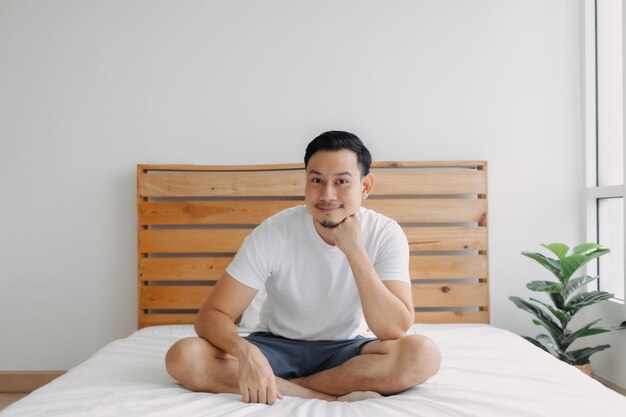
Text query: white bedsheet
2 324 624 416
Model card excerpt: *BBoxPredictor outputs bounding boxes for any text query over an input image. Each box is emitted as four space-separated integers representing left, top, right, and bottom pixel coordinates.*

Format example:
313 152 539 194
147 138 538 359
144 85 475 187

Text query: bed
3 162 624 416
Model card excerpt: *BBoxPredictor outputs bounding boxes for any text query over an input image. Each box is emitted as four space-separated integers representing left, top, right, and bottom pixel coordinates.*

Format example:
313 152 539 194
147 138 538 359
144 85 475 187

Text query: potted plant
509 242 626 375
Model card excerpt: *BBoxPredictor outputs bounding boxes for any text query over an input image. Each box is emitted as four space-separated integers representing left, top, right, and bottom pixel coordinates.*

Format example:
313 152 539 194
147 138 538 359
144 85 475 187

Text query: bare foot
338 391 383 402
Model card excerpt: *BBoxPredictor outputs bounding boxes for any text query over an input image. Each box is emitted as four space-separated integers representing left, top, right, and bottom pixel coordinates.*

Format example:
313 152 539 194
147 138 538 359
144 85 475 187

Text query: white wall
1 0 609 384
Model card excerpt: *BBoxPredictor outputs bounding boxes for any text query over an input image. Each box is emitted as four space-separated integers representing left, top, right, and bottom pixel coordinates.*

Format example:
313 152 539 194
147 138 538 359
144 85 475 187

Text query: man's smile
315 204 343 214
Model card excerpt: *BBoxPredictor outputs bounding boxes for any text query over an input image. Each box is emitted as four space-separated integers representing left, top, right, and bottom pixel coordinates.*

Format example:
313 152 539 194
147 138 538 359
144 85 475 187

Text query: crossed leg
291 334 441 396
165 337 335 401
165 334 441 402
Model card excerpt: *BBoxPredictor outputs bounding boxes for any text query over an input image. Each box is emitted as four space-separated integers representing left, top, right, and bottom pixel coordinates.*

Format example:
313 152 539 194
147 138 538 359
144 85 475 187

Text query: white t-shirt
226 205 410 341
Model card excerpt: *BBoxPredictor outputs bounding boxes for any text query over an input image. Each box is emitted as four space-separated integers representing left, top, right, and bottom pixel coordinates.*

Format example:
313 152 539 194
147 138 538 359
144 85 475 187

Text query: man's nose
320 183 336 200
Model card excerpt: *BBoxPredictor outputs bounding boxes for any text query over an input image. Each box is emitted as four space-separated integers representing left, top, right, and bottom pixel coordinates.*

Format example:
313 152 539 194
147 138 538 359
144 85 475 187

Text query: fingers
242 387 259 404
249 388 258 404
237 348 280 405
267 382 278 405
240 385 281 405
331 213 363 254
240 385 250 403
258 386 267 405
337 213 356 225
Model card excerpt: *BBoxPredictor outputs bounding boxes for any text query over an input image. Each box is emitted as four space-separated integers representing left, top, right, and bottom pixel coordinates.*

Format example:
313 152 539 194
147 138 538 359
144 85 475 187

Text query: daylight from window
587 0 624 301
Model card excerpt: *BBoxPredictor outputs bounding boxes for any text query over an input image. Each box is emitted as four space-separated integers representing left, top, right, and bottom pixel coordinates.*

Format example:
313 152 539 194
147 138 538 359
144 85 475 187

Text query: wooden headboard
137 162 489 329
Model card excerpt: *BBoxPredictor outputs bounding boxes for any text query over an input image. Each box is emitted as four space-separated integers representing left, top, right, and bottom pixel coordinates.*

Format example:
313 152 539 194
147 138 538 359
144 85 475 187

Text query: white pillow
239 286 267 331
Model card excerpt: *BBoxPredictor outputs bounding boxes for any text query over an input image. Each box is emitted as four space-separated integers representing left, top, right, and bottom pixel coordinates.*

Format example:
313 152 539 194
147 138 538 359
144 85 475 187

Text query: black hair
304 131 372 177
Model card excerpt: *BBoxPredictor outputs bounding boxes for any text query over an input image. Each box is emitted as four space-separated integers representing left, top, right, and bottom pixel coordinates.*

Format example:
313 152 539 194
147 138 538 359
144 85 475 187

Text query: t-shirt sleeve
226 220 281 290
374 221 410 283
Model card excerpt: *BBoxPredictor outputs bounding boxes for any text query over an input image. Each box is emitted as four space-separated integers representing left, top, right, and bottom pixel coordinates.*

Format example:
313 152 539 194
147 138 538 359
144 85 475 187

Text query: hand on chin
327 213 362 254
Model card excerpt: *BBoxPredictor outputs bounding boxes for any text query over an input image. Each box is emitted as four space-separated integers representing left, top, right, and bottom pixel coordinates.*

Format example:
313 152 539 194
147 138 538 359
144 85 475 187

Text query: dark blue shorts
244 332 376 379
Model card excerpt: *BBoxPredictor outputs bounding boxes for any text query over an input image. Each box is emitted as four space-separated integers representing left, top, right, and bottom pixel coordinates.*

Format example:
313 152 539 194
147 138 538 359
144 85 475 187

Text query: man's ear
361 173 374 200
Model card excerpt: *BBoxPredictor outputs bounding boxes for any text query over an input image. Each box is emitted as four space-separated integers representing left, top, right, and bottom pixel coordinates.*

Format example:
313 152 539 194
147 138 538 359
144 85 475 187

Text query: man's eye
337 179 348 185
311 178 322 184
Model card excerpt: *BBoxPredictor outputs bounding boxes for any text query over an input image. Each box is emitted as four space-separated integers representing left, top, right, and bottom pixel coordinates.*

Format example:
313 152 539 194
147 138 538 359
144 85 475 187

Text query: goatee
317 219 341 229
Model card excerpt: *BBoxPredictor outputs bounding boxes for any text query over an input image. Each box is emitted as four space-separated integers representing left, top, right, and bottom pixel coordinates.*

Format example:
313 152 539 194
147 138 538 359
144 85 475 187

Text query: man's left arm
331 215 414 340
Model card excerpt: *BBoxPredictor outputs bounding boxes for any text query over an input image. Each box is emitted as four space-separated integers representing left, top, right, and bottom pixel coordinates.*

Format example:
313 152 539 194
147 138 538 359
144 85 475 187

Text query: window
584 0 624 302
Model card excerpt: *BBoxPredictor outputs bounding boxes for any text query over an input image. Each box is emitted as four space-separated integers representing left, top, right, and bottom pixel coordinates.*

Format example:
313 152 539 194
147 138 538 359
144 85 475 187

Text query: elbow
378 331 406 342
403 308 414 331
193 310 214 337
193 315 203 336
376 323 410 341
372 311 414 341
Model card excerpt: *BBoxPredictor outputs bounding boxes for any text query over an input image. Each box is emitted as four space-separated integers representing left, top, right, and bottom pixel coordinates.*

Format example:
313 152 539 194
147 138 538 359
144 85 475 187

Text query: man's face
304 149 372 229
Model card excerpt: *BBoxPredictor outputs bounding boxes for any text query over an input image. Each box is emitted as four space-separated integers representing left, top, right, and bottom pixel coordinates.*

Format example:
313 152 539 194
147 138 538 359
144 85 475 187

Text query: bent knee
166 337 205 368
165 337 212 390
394 335 441 387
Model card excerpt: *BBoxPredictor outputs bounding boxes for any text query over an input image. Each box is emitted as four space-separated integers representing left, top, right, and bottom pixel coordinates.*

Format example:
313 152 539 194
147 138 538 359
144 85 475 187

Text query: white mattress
2 324 624 416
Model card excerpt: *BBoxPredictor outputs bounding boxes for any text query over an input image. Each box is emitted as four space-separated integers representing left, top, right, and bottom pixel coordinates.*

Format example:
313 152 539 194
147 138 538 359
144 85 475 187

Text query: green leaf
601 321 626 331
509 296 563 343
565 275 598 299
535 334 568 360
549 292 565 310
510 296 543 320
567 344 611 365
522 336 550 353
560 254 586 281
571 328 611 338
560 248 611 281
522 252 562 281
541 243 569 260
527 281 563 293
565 291 614 315
572 242 601 255
560 319 608 349
530 298 571 328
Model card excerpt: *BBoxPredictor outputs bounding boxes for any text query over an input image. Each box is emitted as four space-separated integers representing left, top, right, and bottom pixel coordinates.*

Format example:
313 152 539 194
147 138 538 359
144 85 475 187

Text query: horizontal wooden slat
142 256 488 282
139 200 303 225
140 171 306 198
140 198 485 225
412 283 488 307
140 286 212 309
139 167 486 198
139 227 486 254
139 229 252 253
409 255 488 279
140 257 233 281
413 311 489 324
138 312 242 328
405 227 487 251
138 311 490 327
138 309 491 327
139 313 197 328
364 198 486 223
374 170 486 195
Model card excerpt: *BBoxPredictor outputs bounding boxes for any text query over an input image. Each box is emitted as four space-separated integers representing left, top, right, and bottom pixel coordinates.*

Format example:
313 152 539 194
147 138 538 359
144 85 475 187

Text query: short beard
317 219 341 229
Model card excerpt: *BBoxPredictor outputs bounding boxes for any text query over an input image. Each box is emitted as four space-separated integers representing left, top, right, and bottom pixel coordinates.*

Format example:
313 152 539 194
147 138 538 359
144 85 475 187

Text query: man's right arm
194 272 280 404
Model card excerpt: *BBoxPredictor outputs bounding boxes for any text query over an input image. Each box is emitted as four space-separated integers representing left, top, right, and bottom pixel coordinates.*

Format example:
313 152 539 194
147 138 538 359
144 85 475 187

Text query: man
165 131 441 404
